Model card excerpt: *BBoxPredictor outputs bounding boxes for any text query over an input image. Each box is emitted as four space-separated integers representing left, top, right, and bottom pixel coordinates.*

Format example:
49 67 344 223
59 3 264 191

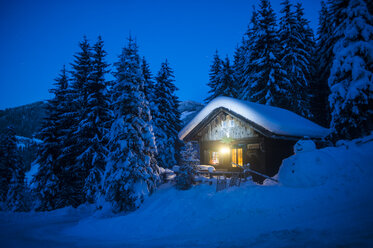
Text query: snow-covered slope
178 100 204 127
2 135 372 247
179 96 330 140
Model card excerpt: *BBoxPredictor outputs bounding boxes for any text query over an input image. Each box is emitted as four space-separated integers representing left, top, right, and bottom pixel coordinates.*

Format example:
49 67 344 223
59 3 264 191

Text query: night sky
0 0 321 109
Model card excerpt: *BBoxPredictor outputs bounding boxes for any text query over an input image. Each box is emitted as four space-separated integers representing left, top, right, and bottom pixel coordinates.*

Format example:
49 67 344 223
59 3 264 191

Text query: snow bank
279 134 373 188
179 96 330 140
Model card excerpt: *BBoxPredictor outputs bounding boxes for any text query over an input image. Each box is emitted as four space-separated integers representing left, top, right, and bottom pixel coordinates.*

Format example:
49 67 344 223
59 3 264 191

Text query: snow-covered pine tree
233 40 246 97
33 66 69 210
240 6 259 101
140 56 158 171
0 131 12 203
278 0 313 118
6 164 28 212
141 56 156 107
294 2 314 117
249 0 290 108
310 1 332 127
0 126 28 211
105 37 159 212
153 60 182 169
216 56 237 98
205 51 223 103
59 36 92 207
80 36 112 204
176 142 199 190
328 0 373 140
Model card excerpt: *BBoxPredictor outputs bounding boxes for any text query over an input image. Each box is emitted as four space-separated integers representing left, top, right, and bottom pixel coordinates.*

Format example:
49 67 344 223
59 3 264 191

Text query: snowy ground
1 136 373 247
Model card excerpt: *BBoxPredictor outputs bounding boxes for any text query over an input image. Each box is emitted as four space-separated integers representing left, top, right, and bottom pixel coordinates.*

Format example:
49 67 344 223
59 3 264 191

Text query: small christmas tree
176 142 200 190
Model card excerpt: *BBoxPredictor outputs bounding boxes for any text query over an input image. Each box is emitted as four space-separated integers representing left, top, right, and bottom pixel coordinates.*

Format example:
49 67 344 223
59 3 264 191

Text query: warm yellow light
220 147 230 154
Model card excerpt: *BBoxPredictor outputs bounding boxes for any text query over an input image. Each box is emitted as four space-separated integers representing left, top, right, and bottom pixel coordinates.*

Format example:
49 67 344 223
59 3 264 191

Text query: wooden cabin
178 96 329 183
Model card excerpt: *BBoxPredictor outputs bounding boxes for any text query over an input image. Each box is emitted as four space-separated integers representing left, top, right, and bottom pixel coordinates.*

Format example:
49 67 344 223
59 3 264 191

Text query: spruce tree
216 56 237 98
311 1 332 127
0 126 27 211
249 0 290 108
233 41 246 97
205 51 223 103
294 2 315 117
0 132 12 203
6 165 28 212
240 6 259 101
80 36 112 204
33 66 69 210
153 60 182 169
105 37 159 212
328 0 373 140
140 57 158 172
141 56 156 106
278 0 313 117
60 36 93 207
176 142 199 190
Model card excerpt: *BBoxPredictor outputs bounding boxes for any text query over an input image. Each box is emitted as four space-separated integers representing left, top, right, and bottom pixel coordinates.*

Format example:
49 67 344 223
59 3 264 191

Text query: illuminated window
209 151 220 165
231 148 243 167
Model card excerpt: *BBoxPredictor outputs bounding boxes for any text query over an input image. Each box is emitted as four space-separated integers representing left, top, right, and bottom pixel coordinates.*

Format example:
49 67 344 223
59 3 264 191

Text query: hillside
0 100 201 139
178 100 204 126
0 101 46 138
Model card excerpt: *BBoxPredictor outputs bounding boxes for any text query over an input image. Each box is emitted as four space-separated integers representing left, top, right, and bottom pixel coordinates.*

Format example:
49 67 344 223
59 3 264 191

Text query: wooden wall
198 112 259 141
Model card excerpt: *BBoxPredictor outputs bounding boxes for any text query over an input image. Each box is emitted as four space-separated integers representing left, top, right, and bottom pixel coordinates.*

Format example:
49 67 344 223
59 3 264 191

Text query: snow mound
279 150 335 187
279 134 373 188
293 139 316 153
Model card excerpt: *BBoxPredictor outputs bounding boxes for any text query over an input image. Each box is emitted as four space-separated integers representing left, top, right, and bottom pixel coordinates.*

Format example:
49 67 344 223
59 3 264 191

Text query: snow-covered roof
179 96 329 140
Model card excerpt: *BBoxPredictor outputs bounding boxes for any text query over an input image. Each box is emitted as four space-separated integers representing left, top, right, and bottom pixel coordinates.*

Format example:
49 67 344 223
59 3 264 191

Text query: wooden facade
184 108 297 183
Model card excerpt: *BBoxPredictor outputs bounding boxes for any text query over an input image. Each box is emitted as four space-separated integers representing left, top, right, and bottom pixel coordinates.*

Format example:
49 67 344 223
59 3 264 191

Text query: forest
0 0 372 214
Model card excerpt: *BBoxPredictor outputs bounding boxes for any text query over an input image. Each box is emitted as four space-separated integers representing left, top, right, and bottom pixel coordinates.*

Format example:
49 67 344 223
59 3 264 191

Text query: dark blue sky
0 0 321 109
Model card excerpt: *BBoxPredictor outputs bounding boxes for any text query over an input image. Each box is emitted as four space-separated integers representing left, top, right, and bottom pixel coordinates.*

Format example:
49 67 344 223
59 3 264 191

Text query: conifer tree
105 37 159 212
0 126 27 211
140 57 158 171
80 36 112 204
0 132 12 203
60 36 93 207
6 165 28 212
205 51 223 103
153 60 182 168
233 40 246 96
33 67 69 210
240 7 259 101
278 0 313 117
328 0 373 140
216 56 237 98
249 0 290 108
176 142 199 190
310 1 332 127
141 57 156 106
